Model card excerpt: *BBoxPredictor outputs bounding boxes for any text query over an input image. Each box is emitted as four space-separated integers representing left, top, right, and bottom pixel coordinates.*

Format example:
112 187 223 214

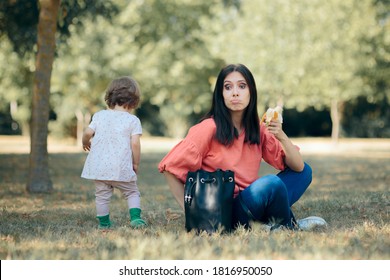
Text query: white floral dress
81 109 142 182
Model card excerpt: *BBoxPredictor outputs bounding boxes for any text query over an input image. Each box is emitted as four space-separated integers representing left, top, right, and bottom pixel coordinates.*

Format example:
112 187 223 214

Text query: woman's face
222 71 250 113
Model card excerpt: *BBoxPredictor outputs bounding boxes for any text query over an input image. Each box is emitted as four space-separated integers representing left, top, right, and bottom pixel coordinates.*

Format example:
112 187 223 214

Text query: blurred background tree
344 0 390 138
0 0 118 192
1 0 389 141
203 0 386 142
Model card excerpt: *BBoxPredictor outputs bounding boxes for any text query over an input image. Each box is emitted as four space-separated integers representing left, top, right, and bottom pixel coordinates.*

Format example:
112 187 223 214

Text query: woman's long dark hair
203 64 260 145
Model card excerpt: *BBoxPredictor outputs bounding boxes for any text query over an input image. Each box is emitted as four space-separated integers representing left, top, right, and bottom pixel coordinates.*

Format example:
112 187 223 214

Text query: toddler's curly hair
104 76 141 109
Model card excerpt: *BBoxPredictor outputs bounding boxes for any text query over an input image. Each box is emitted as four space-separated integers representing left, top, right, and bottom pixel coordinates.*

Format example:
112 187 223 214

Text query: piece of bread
260 106 283 126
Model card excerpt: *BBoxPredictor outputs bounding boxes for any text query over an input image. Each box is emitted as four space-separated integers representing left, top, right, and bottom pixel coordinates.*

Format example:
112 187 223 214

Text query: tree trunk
330 99 340 145
27 0 60 193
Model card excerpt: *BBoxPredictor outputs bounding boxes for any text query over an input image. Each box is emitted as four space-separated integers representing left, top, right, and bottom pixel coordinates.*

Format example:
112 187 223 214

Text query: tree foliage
203 0 381 140
53 0 223 138
0 0 39 55
0 0 389 141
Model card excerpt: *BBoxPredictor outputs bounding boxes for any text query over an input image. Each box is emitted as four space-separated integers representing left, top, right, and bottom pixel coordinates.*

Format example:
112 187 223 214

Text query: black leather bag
184 169 235 233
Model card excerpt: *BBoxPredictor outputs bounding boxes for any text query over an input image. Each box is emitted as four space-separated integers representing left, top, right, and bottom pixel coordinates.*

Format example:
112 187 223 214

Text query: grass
0 136 389 260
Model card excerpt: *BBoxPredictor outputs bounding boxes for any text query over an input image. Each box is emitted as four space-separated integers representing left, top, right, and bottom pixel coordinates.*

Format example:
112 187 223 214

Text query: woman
158 64 327 231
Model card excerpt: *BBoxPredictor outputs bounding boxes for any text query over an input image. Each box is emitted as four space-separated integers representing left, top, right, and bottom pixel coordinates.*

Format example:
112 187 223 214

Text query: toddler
81 76 147 229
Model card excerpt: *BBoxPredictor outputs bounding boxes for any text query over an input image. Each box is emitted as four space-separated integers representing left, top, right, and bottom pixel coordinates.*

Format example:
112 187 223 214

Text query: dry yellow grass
0 136 389 260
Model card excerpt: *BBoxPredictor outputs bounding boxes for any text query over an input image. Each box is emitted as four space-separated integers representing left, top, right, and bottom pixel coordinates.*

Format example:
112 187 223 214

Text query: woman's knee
239 175 289 222
246 174 287 198
303 162 312 175
302 162 313 185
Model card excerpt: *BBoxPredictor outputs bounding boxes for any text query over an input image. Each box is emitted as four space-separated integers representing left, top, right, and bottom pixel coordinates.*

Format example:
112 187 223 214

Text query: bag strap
184 177 196 206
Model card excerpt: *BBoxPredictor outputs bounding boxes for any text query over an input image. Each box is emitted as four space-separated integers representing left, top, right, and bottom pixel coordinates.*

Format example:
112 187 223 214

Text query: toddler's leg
95 180 114 229
115 181 147 228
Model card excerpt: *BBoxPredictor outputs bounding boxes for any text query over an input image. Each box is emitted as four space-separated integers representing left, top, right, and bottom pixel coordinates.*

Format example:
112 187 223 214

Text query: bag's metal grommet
185 195 192 203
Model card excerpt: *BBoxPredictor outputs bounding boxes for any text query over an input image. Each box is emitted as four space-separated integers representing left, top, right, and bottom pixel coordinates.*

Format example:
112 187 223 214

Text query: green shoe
98 224 112 230
129 208 147 228
97 214 111 230
130 219 147 228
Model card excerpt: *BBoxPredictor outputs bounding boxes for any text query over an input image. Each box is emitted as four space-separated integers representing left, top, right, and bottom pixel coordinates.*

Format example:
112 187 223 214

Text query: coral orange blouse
158 118 288 196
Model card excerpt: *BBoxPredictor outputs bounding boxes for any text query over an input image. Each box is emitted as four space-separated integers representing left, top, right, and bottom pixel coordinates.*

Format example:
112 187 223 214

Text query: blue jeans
232 163 312 229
